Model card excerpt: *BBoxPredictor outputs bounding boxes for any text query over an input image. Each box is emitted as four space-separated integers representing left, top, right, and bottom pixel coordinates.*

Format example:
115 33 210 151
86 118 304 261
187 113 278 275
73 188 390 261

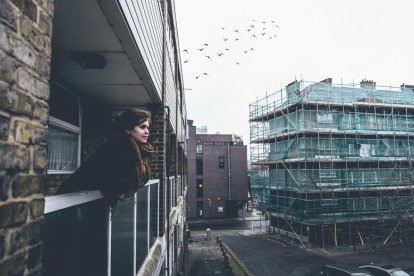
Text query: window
47 83 80 173
197 201 203 218
218 156 225 169
196 145 202 153
196 181 203 198
196 158 203 175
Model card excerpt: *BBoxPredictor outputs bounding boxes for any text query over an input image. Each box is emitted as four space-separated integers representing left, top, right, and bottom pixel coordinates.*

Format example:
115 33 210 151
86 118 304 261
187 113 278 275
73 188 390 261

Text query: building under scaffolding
249 79 414 247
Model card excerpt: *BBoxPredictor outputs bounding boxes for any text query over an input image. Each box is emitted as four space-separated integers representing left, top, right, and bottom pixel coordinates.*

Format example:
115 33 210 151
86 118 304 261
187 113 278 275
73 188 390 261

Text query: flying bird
225 48 230 51
203 43 208 46
250 25 255 28
203 72 209 76
205 55 212 60
198 48 204 51
244 50 249 53
234 29 239 33
247 29 251 32
261 33 266 36
183 49 188 54
252 34 257 38
236 62 240 65
195 75 200 79
223 37 229 41
250 48 255 51
217 53 223 57
184 60 189 63
221 27 226 30
235 38 239 41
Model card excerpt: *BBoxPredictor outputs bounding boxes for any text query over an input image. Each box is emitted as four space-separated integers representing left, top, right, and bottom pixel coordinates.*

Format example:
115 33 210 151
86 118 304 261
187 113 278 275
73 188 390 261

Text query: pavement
186 231 234 276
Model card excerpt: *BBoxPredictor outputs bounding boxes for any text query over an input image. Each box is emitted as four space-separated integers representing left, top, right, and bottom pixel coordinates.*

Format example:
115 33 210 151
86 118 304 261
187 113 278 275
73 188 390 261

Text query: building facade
250 79 414 247
187 120 248 219
0 0 187 275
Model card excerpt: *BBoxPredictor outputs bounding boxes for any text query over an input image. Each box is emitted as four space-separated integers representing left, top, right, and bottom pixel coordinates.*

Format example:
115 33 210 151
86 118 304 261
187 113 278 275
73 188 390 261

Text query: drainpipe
165 106 171 275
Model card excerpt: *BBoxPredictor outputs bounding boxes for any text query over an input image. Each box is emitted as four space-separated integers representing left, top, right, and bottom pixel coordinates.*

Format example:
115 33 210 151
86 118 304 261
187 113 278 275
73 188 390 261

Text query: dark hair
117 109 150 131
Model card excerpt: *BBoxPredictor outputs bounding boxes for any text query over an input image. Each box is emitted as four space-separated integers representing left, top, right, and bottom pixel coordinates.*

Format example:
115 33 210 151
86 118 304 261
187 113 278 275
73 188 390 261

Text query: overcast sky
175 0 414 149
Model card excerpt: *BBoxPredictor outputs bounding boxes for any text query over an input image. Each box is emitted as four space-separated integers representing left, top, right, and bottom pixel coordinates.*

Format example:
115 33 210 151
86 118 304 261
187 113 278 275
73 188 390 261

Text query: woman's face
127 120 149 143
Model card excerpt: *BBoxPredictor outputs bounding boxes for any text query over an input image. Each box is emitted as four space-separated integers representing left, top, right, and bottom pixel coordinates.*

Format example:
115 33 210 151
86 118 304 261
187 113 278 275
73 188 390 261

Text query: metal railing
43 179 162 276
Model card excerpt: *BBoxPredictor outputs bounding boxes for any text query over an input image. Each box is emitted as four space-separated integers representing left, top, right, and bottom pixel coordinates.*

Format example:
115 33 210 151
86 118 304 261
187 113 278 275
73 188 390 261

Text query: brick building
187 120 248 219
0 0 187 275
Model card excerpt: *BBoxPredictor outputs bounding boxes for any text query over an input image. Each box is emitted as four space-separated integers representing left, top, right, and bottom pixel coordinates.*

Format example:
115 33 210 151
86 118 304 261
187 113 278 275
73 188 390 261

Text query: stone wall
0 0 53 275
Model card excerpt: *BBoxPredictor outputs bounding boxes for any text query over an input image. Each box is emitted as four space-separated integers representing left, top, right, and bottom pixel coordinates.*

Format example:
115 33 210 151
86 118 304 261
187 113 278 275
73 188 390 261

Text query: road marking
319 248 331 255
221 241 254 276
265 238 287 247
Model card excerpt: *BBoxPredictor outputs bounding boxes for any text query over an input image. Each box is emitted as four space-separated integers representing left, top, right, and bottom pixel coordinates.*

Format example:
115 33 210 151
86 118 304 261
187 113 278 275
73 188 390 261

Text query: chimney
320 78 332 85
360 79 376 90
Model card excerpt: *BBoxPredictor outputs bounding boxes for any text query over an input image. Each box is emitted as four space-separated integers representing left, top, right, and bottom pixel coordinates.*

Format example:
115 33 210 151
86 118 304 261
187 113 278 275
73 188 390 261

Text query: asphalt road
216 231 414 276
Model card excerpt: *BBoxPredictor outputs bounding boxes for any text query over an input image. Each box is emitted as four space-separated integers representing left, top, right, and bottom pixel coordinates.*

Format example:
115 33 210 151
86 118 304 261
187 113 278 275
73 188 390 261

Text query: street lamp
207 198 212 219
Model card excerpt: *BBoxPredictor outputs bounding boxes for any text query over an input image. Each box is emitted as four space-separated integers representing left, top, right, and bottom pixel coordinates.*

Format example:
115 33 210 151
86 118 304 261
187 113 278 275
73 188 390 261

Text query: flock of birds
182 19 280 80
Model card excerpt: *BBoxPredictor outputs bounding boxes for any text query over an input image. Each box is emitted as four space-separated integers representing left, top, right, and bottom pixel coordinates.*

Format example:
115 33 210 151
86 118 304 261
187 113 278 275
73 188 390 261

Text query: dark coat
58 134 140 199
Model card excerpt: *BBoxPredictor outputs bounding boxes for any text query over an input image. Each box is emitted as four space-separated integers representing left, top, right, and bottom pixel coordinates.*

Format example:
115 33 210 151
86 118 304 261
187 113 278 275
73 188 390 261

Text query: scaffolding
249 79 414 246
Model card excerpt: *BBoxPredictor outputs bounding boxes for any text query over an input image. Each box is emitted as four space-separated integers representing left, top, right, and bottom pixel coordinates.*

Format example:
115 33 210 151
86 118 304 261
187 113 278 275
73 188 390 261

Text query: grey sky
175 0 414 147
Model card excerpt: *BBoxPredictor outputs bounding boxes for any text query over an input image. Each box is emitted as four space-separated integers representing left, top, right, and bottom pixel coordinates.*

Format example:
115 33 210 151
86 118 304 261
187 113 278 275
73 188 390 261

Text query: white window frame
47 116 81 174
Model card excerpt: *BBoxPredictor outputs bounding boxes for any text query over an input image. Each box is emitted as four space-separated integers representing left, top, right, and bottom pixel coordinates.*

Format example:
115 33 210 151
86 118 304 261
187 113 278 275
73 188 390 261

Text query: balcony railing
43 179 166 276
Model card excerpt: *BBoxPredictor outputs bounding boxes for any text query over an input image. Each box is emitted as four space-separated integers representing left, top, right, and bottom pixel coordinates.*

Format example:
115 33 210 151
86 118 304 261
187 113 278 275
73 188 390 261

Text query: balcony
43 177 186 276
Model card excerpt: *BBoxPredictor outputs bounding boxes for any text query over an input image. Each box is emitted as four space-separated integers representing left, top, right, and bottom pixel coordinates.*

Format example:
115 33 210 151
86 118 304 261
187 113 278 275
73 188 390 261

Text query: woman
58 109 154 207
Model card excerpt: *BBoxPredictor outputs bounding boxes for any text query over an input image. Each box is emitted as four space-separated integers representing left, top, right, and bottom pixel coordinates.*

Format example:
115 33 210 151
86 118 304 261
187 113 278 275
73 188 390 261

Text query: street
217 231 414 276
188 212 414 276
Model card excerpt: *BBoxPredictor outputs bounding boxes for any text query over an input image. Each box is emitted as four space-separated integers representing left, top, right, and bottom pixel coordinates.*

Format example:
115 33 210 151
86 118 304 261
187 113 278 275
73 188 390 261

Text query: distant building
196 125 208 134
250 79 414 246
187 120 248 219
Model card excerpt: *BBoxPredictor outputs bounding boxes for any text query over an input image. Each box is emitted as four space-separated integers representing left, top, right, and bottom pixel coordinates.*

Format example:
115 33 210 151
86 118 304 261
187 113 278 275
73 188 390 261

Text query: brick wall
186 128 248 219
148 105 166 234
0 0 53 275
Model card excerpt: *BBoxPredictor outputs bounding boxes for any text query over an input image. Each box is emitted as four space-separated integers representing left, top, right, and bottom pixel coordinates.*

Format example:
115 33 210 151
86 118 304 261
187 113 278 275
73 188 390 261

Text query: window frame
218 156 225 169
196 180 203 198
47 116 81 175
47 82 82 174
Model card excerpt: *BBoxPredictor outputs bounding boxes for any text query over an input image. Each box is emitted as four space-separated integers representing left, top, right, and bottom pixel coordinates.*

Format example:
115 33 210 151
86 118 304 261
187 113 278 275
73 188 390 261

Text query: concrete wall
0 0 53 274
